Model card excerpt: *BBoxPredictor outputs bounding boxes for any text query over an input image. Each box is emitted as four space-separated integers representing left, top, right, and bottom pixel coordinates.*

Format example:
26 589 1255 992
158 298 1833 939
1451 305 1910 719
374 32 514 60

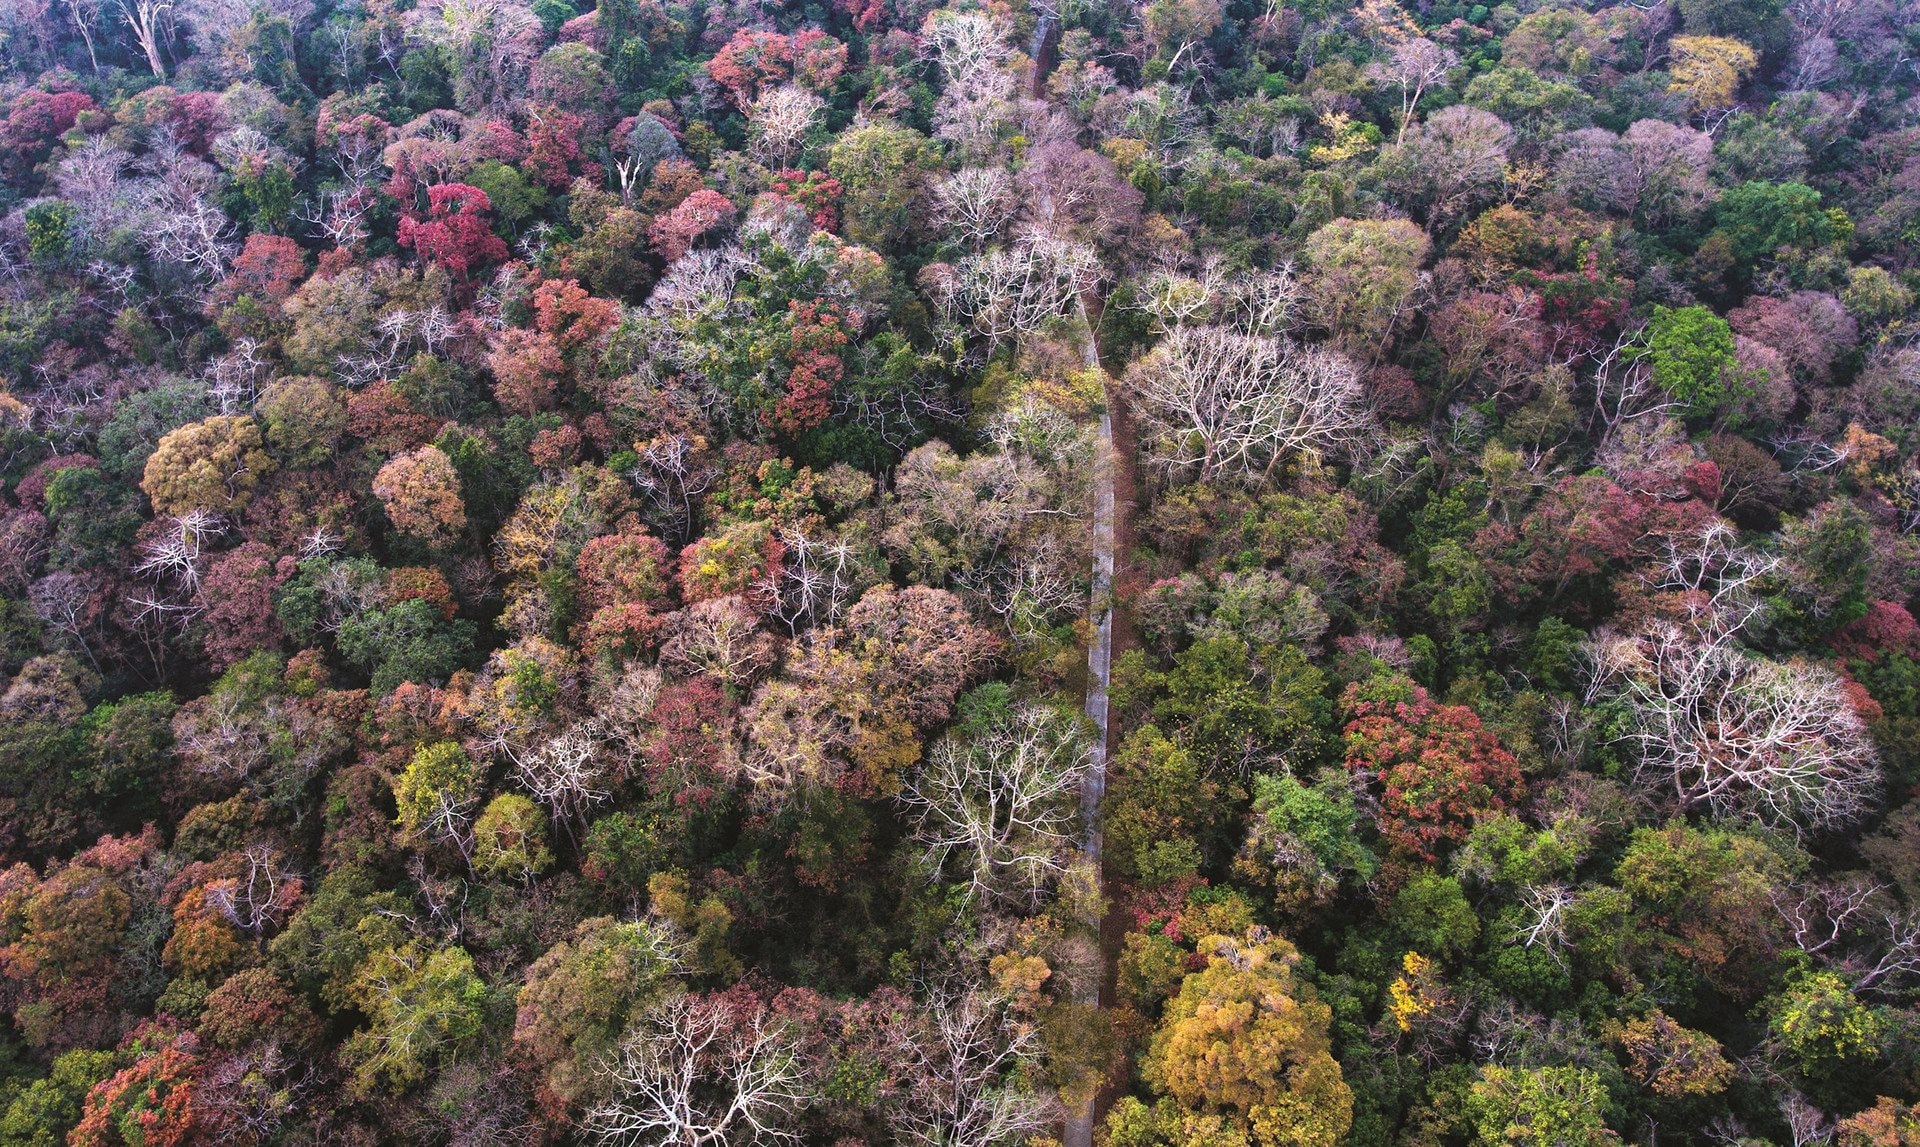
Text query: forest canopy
0 0 1916 1140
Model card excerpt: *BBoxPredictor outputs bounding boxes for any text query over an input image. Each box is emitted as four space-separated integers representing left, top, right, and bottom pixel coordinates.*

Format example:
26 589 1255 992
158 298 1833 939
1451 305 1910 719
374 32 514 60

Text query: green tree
1712 181 1836 266
1466 1065 1618 1147
472 793 553 880
1643 305 1743 419
393 741 482 846
342 941 490 1095
1768 969 1886 1092
826 123 940 252
514 917 679 1110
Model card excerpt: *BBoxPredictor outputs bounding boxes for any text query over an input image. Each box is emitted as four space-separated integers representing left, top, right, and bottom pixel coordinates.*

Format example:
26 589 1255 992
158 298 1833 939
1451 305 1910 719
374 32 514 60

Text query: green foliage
1712 181 1836 266
341 941 490 1095
23 202 72 265
0 1049 119 1147
1643 304 1743 418
1466 1065 1617 1147
335 598 477 692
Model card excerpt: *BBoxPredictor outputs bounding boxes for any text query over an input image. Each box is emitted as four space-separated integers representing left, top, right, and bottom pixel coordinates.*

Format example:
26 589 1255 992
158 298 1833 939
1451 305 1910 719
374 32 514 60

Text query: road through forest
1063 252 1120 1147
1027 25 1127 1146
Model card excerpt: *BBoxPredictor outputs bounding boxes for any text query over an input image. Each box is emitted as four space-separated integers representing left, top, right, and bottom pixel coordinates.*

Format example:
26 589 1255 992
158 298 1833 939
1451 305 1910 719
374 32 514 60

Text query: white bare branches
1589 629 1878 832
747 86 824 168
922 9 1017 161
1126 324 1373 484
586 994 808 1147
930 167 1018 253
113 0 175 76
1587 525 1878 834
143 187 236 284
900 705 1092 909
889 982 1054 1147
1770 876 1920 995
1130 257 1301 336
1367 37 1459 145
133 510 223 593
509 720 611 841
763 526 873 636
205 844 301 935
951 232 1102 347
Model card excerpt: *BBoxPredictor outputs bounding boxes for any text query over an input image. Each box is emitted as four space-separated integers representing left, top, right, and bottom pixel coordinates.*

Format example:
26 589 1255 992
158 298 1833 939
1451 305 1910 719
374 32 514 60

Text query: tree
1767 969 1886 1090
649 190 737 263
1643 305 1743 419
1382 106 1513 230
1712 181 1836 266
341 940 490 1096
1240 770 1377 912
1369 38 1459 145
1126 326 1372 484
373 446 467 549
396 184 508 280
1341 673 1524 861
256 377 347 468
1466 1066 1618 1147
392 741 482 850
515 917 680 1112
900 704 1092 908
584 990 808 1146
1668 35 1759 111
1612 1010 1734 1098
1143 929 1352 1147
141 416 276 516
827 123 940 252
1301 219 1429 358
472 793 553 880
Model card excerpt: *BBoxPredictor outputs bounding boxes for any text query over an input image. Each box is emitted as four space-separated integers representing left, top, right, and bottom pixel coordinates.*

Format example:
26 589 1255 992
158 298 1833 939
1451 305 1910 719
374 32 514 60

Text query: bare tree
889 981 1054 1147
900 705 1091 909
762 526 875 637
205 844 301 935
923 8 1017 161
510 721 611 844
113 0 175 76
1126 324 1374 484
586 993 808 1147
1368 37 1459 145
747 86 824 168
930 167 1018 253
1587 524 1880 833
658 596 779 687
953 232 1102 347
67 0 105 71
1780 1093 1834 1147
29 572 100 670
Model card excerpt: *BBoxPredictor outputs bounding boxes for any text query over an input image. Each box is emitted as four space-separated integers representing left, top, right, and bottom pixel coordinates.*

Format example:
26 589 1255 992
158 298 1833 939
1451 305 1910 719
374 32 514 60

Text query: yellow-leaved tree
1668 36 1757 112
1137 928 1353 1147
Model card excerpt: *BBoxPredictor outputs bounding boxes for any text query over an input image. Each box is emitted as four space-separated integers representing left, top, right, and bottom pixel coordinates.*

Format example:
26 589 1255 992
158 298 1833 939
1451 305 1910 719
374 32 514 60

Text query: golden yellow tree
1668 36 1757 112
1144 929 1353 1147
140 415 277 515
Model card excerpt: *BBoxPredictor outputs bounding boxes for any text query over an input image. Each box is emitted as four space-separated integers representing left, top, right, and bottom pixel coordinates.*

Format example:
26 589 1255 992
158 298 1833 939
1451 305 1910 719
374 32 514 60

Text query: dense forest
0 0 1916 1138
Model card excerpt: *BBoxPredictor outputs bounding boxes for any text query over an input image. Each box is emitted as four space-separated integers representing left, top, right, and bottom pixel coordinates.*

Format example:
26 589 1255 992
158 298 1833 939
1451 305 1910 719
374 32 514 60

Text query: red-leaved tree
396 183 509 280
1341 674 1524 861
